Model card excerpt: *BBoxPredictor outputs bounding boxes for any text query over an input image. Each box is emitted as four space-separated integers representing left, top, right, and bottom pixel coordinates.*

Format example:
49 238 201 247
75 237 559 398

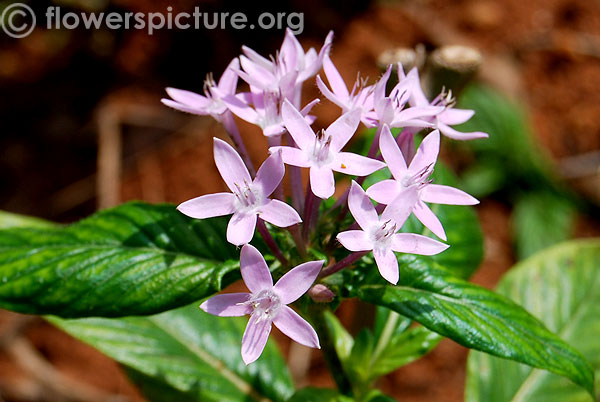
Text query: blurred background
1 0 599 401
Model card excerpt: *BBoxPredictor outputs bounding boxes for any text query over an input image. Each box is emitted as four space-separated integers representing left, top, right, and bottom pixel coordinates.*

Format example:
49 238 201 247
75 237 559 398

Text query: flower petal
281 100 316 150
214 138 252 193
165 88 210 109
200 293 251 316
241 314 272 364
365 180 403 205
222 94 260 125
437 122 489 140
391 233 449 255
177 193 235 219
227 212 257 246
337 230 373 251
269 146 311 168
413 200 447 241
161 98 208 116
310 166 335 199
273 261 323 304
439 108 474 125
380 186 418 227
409 130 440 176
322 55 349 98
332 152 386 176
239 55 276 90
259 200 302 227
420 184 479 205
273 306 320 348
254 151 285 197
348 181 379 230
373 247 399 285
326 108 361 153
241 45 273 70
379 125 408 180
374 65 392 103
240 244 273 292
217 58 240 94
316 75 348 110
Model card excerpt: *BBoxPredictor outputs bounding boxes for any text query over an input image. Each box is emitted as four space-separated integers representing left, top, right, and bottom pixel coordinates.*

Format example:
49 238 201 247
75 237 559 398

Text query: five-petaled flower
270 100 386 199
366 125 478 241
178 138 301 246
161 58 239 121
338 181 449 284
200 244 322 364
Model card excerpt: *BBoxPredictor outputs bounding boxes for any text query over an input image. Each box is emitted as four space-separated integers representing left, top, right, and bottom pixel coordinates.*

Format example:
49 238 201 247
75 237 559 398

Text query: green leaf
323 311 354 362
357 256 595 398
456 85 555 190
287 387 353 402
422 163 483 279
512 192 576 259
466 240 600 402
0 202 242 317
370 323 441 378
49 303 294 402
0 210 56 229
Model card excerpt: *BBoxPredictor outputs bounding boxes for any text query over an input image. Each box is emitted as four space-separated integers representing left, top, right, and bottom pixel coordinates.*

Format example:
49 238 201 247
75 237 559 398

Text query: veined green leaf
466 240 600 402
512 192 575 259
357 256 595 398
0 210 57 229
49 303 294 402
0 202 242 317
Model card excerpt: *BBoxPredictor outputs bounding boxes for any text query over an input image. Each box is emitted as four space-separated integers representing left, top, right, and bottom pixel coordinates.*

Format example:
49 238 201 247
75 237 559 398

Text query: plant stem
319 251 368 279
267 136 284 201
221 111 256 177
307 306 353 396
286 131 304 212
287 224 308 259
371 311 400 364
302 178 320 241
256 219 288 267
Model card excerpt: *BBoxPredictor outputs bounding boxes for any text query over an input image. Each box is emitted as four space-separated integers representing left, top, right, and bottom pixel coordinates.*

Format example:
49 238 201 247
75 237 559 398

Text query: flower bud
308 284 335 303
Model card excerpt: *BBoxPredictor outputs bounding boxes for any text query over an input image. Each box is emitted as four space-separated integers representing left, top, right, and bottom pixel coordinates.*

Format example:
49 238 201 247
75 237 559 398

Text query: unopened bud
308 284 335 303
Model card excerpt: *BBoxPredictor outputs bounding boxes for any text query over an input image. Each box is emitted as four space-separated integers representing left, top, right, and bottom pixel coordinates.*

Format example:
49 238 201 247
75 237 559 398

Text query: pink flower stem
286 131 304 212
357 124 384 186
267 136 285 201
302 177 320 241
221 111 256 177
256 218 289 267
287 224 308 259
318 251 369 279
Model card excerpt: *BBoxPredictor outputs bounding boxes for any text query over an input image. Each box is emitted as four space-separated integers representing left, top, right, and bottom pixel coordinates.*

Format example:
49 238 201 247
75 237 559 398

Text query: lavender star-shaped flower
337 182 449 284
316 54 375 124
400 67 488 140
270 100 386 199
161 58 239 121
366 125 479 241
237 29 333 103
178 138 301 246
364 64 443 129
224 91 318 138
201 244 322 364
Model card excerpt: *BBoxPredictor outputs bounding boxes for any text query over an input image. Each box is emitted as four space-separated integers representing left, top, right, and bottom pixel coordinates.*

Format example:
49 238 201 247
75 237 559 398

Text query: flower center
233 180 262 212
432 87 456 109
401 163 434 189
311 129 334 166
370 219 397 249
247 289 282 321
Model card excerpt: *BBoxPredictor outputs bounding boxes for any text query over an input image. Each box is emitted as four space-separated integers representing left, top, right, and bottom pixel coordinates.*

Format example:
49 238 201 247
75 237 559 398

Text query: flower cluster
163 29 486 364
